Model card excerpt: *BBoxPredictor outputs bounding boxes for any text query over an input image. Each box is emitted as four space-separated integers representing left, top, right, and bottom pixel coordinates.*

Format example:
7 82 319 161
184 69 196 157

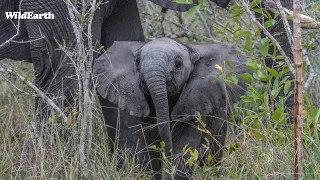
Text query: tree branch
303 49 316 89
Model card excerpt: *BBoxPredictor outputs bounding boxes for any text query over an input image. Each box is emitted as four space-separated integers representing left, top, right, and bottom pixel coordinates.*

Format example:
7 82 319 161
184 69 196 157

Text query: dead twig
303 49 316 89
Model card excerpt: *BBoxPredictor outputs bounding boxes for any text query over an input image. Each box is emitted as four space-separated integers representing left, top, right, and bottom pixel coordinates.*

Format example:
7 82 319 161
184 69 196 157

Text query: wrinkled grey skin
94 38 249 179
0 0 231 127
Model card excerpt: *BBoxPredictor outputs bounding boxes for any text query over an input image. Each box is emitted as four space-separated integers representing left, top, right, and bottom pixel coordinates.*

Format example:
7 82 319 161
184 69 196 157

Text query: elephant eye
136 58 140 66
175 58 183 69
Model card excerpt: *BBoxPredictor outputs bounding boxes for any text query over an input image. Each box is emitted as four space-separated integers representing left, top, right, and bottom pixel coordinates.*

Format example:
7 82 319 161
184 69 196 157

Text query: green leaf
275 55 285 60
279 68 290 76
149 145 158 150
233 30 252 39
249 0 261 9
266 67 278 77
251 8 263 15
271 88 281 98
230 5 243 10
186 157 194 167
185 5 200 17
263 10 273 19
255 132 266 139
160 141 165 149
240 73 254 83
245 36 253 52
253 70 270 82
279 76 290 85
263 19 276 28
246 61 259 70
223 21 230 31
207 154 213 163
48 116 54 123
182 144 189 153
225 74 238 85
224 58 234 70
212 71 223 83
230 9 245 18
273 77 279 89
272 108 282 122
173 0 193 4
230 74 238 85
260 37 269 57
284 80 292 95
193 149 199 161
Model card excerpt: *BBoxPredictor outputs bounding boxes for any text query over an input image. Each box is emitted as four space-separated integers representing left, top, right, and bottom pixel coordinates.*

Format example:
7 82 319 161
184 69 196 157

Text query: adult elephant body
94 38 249 179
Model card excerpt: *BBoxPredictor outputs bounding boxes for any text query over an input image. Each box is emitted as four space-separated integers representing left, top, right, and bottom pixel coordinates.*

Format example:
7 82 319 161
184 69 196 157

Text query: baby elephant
93 38 248 179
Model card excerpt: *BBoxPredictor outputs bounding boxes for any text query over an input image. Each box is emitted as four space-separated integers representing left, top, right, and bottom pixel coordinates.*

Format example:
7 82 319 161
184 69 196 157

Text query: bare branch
303 50 316 89
83 0 97 166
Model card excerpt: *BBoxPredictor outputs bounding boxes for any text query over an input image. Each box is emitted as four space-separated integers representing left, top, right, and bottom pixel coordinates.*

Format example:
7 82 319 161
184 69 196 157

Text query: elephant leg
102 0 145 48
99 96 156 172
171 121 202 180
202 109 228 166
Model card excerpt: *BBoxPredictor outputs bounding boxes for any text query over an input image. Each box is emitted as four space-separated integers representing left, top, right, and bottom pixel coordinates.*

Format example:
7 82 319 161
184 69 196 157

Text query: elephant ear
93 41 150 117
171 43 249 120
149 0 199 12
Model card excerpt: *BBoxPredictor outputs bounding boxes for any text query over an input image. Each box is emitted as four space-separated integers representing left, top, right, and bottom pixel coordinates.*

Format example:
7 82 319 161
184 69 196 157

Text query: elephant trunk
142 57 172 156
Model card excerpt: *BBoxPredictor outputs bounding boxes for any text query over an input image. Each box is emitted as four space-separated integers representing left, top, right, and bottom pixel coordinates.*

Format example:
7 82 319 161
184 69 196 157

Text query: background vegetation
0 0 319 179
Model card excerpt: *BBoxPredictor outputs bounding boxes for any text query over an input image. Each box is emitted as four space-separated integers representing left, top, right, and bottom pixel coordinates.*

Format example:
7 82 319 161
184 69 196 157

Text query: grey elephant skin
93 38 249 179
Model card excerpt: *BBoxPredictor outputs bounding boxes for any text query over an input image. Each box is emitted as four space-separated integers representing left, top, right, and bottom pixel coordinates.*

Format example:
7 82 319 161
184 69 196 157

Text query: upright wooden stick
293 0 303 179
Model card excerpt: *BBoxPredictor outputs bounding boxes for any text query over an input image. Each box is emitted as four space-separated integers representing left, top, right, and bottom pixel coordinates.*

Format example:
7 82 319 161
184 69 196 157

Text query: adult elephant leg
171 121 202 180
102 0 145 48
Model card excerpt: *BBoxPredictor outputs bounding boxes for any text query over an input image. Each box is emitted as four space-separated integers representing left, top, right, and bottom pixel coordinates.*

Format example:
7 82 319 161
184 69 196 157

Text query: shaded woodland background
0 0 319 179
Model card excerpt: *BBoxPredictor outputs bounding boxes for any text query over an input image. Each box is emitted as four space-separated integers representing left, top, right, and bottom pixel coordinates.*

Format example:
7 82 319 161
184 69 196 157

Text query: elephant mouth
166 81 178 96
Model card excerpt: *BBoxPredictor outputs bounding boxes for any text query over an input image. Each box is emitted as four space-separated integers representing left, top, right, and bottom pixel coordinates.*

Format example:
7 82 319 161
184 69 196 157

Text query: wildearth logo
5 12 55 19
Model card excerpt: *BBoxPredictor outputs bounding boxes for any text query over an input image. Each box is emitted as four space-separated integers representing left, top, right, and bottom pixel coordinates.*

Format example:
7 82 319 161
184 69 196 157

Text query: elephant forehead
144 38 189 52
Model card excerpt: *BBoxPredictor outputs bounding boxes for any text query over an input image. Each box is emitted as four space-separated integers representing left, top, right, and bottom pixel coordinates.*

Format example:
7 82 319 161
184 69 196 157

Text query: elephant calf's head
134 38 194 96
